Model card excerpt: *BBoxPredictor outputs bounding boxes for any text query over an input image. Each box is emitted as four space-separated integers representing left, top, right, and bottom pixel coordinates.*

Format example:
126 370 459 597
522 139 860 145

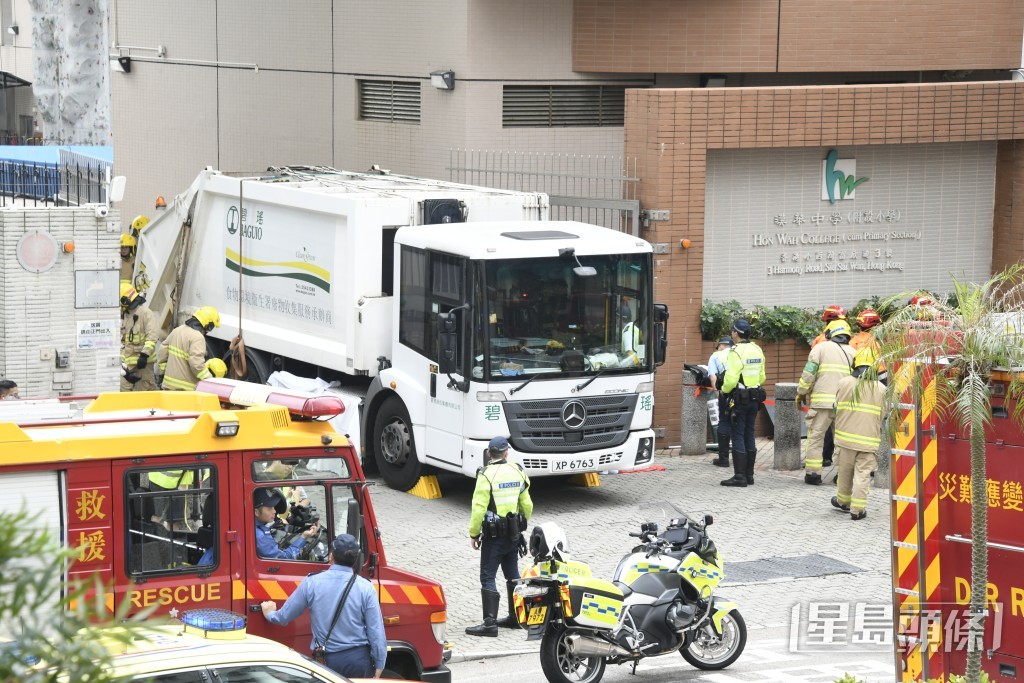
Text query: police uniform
797 326 856 484
707 338 733 468
466 436 533 636
720 321 766 488
832 351 885 520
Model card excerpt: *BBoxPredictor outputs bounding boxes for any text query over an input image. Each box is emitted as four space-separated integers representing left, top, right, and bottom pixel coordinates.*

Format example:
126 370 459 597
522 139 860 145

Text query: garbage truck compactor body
135 167 667 491
0 381 450 681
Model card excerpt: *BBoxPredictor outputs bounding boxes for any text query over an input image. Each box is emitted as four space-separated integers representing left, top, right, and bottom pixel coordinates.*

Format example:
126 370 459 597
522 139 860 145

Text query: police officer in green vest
466 436 534 637
720 319 767 488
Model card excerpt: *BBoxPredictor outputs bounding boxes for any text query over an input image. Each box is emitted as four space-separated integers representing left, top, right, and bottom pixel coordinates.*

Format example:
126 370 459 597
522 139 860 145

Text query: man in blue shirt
254 487 320 560
707 336 734 468
261 534 386 678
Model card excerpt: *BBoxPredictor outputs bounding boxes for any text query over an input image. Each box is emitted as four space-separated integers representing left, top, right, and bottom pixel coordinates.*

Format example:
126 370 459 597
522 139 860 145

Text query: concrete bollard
773 382 802 470
680 369 714 455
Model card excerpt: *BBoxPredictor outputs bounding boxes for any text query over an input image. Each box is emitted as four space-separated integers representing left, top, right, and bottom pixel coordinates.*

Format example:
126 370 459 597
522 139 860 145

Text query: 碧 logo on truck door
226 206 239 235
561 401 587 429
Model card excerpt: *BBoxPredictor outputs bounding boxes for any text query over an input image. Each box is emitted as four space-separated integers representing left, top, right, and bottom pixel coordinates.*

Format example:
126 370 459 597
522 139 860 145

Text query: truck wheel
373 397 422 491
230 347 271 384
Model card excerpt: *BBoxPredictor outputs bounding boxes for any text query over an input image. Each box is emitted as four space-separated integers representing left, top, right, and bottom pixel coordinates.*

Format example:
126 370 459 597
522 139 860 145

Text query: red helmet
910 294 934 307
821 305 847 322
856 309 881 329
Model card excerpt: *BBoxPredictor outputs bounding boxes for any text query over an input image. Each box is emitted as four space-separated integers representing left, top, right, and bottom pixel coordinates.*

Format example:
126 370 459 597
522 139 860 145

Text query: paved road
449 629 894 682
367 441 895 678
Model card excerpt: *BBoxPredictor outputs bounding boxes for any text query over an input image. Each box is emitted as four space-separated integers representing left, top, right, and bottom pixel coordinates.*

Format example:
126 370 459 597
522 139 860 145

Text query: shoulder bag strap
316 571 359 651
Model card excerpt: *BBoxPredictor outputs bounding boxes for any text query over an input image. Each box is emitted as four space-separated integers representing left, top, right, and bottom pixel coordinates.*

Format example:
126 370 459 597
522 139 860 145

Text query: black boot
745 449 755 486
721 451 747 487
495 581 519 628
465 589 500 637
711 433 731 467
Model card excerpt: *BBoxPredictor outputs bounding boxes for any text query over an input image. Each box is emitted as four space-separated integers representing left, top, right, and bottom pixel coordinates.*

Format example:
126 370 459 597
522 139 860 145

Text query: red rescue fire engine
0 379 450 682
891 368 1023 681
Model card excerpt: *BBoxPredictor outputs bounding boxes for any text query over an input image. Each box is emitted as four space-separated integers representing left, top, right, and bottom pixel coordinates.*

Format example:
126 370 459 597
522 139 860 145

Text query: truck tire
373 397 422 491
233 347 272 384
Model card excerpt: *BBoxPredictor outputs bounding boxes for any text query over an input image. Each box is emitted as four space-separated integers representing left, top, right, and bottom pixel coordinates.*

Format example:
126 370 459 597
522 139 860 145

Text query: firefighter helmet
130 215 150 237
910 294 934 307
119 233 137 248
853 345 877 369
824 319 851 340
193 306 220 332
821 304 846 322
119 283 138 307
205 358 228 378
856 308 882 329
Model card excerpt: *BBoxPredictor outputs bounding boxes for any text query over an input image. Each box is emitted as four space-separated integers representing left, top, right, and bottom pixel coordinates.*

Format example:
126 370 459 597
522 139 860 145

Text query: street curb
448 648 537 663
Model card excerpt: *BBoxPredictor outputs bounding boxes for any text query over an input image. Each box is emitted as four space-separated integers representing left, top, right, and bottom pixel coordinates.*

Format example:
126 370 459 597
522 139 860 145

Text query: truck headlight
635 437 654 465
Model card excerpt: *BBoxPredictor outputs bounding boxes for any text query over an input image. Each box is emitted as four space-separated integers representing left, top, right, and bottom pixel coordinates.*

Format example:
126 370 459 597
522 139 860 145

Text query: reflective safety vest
468 459 534 538
797 340 855 408
149 469 195 490
721 341 765 394
834 375 886 452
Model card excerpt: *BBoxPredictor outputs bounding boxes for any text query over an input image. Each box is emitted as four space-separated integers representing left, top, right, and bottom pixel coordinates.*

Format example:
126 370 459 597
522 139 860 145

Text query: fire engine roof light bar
196 378 346 419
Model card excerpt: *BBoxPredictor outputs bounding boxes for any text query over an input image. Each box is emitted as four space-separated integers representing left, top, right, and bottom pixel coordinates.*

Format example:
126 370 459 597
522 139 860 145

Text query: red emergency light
195 379 345 419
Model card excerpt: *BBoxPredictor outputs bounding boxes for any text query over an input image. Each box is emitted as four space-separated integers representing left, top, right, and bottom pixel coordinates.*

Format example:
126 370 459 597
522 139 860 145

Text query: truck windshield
475 253 651 381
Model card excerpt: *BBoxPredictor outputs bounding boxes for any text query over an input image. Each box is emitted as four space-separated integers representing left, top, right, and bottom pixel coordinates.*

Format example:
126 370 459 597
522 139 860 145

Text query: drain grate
722 553 864 585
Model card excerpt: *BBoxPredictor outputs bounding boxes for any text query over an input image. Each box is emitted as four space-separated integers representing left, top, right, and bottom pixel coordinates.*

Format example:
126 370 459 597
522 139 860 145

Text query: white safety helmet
529 522 570 562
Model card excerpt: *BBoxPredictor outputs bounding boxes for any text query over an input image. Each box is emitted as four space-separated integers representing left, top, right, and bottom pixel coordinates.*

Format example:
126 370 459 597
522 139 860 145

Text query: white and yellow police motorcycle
514 507 745 683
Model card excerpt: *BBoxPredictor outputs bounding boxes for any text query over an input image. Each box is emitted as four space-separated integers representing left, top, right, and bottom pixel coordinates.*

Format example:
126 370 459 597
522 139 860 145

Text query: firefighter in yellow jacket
119 233 137 289
120 284 160 392
797 319 856 485
831 347 886 520
157 306 222 391
466 436 533 637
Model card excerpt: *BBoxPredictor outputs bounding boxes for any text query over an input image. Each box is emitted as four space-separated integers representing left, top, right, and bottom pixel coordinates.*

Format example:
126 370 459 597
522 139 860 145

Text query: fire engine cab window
254 483 330 563
125 466 217 576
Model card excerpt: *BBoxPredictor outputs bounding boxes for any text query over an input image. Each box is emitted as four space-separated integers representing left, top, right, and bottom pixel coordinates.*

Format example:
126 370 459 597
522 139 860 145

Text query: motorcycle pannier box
566 577 624 629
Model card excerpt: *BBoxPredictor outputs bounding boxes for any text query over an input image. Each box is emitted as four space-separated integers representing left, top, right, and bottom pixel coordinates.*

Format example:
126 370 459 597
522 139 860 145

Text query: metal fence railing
447 149 641 234
0 159 110 207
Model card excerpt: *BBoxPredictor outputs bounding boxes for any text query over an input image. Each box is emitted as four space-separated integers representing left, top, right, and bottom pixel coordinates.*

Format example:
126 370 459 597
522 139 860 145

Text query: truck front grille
505 394 637 454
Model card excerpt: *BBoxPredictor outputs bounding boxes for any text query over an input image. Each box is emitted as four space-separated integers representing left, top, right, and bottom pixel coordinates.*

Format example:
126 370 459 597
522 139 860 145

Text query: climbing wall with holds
30 0 109 144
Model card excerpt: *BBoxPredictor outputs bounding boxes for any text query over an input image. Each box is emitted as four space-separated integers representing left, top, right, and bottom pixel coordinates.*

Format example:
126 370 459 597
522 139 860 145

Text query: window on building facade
502 85 626 128
358 80 421 123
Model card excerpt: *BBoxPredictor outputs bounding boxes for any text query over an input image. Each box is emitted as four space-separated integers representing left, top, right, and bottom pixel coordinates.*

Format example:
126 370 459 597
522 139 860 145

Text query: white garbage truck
135 166 668 491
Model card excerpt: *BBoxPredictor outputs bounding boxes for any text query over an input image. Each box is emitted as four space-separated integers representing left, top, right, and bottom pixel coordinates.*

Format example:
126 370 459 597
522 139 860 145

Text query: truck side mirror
437 311 458 375
346 497 362 542
654 303 669 366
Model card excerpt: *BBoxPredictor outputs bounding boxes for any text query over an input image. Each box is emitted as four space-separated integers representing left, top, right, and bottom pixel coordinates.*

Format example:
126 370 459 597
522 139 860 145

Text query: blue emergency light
181 608 247 640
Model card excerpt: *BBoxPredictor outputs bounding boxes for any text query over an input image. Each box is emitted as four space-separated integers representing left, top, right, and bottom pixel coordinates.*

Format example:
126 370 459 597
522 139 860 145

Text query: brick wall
993 140 1024 275
628 81 1024 445
573 0 1024 74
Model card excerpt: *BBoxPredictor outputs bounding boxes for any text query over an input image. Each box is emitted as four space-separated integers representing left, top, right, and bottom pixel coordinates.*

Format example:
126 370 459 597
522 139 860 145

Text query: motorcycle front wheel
681 609 747 670
540 626 607 683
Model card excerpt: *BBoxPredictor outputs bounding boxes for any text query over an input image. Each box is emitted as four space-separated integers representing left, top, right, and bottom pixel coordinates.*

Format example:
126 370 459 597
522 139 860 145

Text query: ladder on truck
889 365 943 682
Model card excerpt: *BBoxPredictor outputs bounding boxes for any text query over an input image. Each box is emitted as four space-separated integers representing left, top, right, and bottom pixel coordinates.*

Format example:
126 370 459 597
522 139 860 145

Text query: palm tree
874 264 1024 683
0 509 153 682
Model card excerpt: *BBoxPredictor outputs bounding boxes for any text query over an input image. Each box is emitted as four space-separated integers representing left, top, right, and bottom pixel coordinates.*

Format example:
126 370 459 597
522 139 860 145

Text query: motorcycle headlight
514 584 550 598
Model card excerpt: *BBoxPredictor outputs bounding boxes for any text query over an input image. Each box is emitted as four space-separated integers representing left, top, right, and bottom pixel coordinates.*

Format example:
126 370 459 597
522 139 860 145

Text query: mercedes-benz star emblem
561 400 587 430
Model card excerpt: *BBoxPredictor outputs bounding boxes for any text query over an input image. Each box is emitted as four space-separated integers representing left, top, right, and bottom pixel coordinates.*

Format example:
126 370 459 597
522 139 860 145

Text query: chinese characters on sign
938 472 1024 511
77 320 118 349
70 488 111 566
756 209 920 277
225 286 333 326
